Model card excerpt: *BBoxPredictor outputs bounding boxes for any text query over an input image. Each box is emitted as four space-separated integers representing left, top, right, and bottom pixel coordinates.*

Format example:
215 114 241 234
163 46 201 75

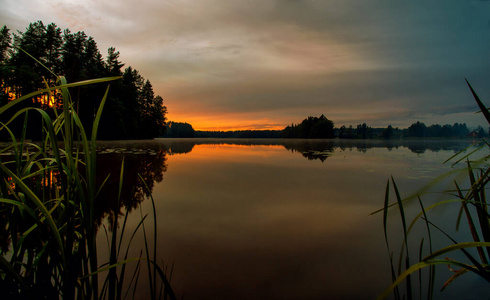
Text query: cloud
2 0 490 130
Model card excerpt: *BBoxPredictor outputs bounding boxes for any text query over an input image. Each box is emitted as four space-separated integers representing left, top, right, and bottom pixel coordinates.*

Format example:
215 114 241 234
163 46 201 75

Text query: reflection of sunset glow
189 144 285 160
195 143 283 153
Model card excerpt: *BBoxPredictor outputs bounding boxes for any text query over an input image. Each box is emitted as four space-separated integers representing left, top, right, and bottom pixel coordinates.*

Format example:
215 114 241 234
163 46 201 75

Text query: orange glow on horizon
168 114 287 132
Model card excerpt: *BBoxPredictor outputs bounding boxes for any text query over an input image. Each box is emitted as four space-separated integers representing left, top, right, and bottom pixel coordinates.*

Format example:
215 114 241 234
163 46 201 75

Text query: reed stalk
0 51 176 299
377 79 490 299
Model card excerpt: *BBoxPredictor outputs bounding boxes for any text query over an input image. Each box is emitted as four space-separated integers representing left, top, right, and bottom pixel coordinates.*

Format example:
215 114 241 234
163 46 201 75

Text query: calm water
95 139 490 300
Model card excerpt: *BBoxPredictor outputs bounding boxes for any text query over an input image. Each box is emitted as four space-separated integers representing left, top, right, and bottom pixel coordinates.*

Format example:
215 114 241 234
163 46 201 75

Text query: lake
94 139 490 300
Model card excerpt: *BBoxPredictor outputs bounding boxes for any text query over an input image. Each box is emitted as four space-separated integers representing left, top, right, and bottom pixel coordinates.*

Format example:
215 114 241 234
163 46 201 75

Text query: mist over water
95 139 490 300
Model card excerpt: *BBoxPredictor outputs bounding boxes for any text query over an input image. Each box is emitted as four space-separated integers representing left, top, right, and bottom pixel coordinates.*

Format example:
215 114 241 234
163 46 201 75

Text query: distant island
163 116 487 139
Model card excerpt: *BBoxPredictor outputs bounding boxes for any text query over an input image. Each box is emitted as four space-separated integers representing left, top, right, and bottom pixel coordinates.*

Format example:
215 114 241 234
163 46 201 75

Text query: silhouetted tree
282 114 334 138
106 47 124 76
356 123 372 139
164 122 195 138
0 22 167 140
477 126 486 138
409 122 470 138
382 125 394 139
408 122 427 137
0 25 11 106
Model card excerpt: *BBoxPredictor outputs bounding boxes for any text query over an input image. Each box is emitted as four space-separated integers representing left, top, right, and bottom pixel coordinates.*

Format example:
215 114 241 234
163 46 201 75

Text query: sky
1 0 490 131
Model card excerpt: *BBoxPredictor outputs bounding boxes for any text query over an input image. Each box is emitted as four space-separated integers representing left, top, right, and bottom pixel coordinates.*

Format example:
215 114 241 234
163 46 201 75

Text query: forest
163 116 485 139
0 21 167 140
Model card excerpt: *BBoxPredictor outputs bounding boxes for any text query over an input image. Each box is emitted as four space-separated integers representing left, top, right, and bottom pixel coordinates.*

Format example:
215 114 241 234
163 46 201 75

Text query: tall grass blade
17 47 58 78
382 180 401 300
423 219 489 280
0 49 175 299
465 79 490 124
117 214 149 300
455 180 487 264
138 173 176 300
440 266 467 292
0 77 121 116
140 206 155 300
417 196 435 300
466 161 490 258
377 259 479 300
391 176 412 300
0 164 66 268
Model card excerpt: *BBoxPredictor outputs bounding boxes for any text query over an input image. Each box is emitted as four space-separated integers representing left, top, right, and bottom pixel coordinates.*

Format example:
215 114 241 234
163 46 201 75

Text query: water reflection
94 148 168 227
92 138 476 223
152 138 474 161
2 138 476 299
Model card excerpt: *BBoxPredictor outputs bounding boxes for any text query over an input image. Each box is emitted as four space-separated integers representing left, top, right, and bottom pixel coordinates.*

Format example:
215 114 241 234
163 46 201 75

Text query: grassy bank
0 60 175 299
378 80 490 299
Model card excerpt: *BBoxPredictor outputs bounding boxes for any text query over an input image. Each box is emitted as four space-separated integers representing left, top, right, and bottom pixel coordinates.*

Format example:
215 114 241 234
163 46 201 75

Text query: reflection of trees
404 140 466 154
151 138 474 162
281 141 334 162
164 141 195 154
281 139 471 159
94 149 167 227
300 150 331 162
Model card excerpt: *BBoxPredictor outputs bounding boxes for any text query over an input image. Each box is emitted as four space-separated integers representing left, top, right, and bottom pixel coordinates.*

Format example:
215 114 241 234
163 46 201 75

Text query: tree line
336 122 483 139
163 116 487 139
0 21 167 140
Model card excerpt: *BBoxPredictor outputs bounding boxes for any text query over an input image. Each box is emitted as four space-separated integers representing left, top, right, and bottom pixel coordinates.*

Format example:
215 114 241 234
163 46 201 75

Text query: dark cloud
2 0 490 129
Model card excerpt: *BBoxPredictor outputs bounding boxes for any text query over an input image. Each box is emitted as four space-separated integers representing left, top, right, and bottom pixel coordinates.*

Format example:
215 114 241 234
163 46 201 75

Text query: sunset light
37 93 58 108
169 113 287 131
2 1 490 299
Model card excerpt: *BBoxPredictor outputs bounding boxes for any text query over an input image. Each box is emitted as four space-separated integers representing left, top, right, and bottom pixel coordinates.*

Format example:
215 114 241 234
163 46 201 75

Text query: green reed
0 53 175 299
377 80 490 299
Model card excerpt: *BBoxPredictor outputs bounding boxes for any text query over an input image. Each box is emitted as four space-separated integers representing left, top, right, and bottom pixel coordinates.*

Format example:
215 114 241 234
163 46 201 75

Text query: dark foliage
407 121 472 138
0 21 167 140
163 121 196 138
282 114 335 138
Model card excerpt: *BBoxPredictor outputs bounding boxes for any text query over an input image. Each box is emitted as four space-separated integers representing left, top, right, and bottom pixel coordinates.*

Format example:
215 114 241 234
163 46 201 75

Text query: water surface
96 139 489 300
